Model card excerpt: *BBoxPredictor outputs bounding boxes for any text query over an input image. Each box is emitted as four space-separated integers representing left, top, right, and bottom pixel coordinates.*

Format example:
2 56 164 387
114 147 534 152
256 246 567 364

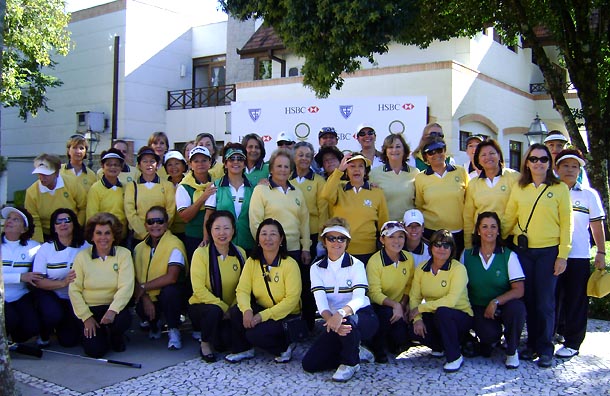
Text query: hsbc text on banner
230 96 427 159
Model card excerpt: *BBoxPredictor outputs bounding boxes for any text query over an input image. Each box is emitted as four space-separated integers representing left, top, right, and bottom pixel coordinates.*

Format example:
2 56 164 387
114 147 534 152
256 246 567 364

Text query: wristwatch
337 308 347 318
493 299 500 306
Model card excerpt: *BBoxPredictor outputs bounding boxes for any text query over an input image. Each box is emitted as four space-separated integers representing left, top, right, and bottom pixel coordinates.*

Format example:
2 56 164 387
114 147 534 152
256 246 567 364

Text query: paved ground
11 318 610 395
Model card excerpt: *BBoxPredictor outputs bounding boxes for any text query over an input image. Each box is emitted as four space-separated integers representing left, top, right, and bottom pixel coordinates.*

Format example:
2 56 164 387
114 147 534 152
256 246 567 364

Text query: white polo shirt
568 183 605 258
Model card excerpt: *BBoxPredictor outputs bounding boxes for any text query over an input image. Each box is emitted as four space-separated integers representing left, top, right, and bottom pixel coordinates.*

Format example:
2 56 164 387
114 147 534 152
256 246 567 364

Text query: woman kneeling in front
302 217 379 382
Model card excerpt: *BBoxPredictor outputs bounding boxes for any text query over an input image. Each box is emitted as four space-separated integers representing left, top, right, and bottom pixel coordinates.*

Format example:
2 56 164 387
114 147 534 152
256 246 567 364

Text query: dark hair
113 139 129 147
519 143 560 188
221 142 247 174
250 218 288 261
205 210 236 242
428 229 456 260
100 147 125 165
49 208 85 247
380 134 411 166
85 212 123 246
241 133 266 167
472 211 503 248
146 206 169 223
343 151 371 182
473 138 505 172
2 206 35 246
137 145 160 164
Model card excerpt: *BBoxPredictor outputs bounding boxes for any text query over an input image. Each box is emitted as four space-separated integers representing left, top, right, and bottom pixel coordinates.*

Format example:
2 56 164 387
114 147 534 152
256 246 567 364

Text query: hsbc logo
284 106 319 114
262 135 272 142
378 103 415 111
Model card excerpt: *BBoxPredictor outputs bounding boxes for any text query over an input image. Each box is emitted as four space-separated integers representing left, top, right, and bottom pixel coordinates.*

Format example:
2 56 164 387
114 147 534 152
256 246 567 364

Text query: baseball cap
381 221 407 237
423 140 446 154
223 147 246 160
403 209 424 226
1 207 29 227
466 135 485 145
345 153 372 167
164 150 187 167
189 146 212 160
276 131 296 144
318 127 338 139
137 147 161 164
356 122 375 133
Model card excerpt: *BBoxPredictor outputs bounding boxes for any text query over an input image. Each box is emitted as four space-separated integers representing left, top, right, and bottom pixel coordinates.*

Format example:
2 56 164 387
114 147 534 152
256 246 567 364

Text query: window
193 55 226 88
509 140 522 171
256 59 272 80
459 131 471 151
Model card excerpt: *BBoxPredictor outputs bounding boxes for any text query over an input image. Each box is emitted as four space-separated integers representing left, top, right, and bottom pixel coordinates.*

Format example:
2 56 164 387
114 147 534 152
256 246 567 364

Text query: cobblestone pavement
15 319 610 395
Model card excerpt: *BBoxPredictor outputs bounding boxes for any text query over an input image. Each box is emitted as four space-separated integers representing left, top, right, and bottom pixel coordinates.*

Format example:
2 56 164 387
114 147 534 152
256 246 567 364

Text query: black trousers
81 305 131 358
36 290 80 347
229 304 290 356
189 303 231 351
408 307 473 362
368 304 409 354
5 293 39 343
555 257 590 350
288 250 316 331
302 305 379 371
135 283 185 329
472 299 526 355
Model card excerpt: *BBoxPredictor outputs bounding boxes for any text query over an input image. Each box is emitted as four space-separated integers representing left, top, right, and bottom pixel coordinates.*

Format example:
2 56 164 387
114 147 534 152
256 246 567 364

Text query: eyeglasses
425 148 445 156
429 131 444 138
227 156 245 162
146 218 165 225
357 130 375 137
325 235 348 243
55 217 72 225
432 241 452 249
527 156 550 164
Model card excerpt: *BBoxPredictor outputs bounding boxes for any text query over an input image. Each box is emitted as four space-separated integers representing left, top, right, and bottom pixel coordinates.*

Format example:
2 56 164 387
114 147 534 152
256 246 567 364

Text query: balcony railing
529 82 575 94
167 84 236 110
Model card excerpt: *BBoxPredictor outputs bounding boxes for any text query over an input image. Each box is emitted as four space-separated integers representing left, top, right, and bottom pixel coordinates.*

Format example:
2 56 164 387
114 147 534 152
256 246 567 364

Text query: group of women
3 124 606 380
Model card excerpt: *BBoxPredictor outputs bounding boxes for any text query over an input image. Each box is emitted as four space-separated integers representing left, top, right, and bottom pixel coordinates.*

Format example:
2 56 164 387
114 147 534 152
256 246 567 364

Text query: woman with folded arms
502 143 572 368
189 210 246 362
408 230 473 373
226 219 302 364
462 212 525 369
33 208 90 347
69 213 135 358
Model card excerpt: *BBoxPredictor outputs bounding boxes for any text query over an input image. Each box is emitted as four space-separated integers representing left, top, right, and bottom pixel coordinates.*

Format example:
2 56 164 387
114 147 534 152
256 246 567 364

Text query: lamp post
524 113 549 145
84 131 100 168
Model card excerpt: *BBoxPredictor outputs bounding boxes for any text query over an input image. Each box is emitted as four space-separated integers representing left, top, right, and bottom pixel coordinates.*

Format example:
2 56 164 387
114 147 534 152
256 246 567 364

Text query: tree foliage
2 0 71 120
222 0 610 228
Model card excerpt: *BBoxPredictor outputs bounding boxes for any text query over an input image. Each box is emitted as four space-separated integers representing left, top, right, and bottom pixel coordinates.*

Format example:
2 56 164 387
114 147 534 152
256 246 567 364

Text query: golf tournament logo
249 108 261 122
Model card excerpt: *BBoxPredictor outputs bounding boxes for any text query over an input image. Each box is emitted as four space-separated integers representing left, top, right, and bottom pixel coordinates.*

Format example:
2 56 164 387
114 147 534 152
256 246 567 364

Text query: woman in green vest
462 211 525 369
202 143 255 253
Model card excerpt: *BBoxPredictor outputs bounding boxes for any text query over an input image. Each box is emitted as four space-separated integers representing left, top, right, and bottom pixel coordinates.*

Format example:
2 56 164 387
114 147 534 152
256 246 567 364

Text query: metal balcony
167 84 236 110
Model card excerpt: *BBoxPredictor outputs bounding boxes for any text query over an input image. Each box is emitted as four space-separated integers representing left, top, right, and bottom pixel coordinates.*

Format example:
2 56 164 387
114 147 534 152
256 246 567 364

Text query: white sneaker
505 352 519 369
167 328 182 350
274 343 296 363
430 350 445 358
359 345 374 363
225 348 255 363
36 337 50 347
443 355 463 373
555 346 579 358
192 331 202 341
332 364 360 382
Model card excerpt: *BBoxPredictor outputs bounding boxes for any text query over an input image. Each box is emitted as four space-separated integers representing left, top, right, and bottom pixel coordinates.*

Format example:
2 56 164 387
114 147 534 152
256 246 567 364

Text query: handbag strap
518 185 549 233
259 261 277 305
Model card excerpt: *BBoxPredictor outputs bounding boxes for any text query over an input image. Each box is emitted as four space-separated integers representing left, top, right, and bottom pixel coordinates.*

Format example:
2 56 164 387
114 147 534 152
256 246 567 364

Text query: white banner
231 96 427 159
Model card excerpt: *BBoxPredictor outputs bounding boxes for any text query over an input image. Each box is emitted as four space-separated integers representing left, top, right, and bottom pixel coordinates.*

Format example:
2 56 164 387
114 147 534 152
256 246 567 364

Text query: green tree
222 0 610 223
2 0 71 120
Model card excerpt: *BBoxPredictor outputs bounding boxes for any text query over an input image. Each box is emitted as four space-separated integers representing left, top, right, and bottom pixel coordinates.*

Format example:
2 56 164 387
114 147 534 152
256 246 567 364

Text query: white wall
192 22 228 58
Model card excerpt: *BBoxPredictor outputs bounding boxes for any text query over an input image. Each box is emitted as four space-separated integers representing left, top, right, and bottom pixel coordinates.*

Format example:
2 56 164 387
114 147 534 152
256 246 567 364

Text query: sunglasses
425 148 445 156
357 130 375 137
432 241 452 249
382 221 404 232
55 217 72 225
227 155 245 162
277 141 293 147
325 235 348 243
146 218 165 225
527 156 550 164
429 131 444 138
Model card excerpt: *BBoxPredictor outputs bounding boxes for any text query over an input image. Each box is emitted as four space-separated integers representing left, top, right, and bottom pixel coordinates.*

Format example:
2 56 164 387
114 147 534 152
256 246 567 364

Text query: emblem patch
64 192 69 198
113 263 119 272
441 280 447 287
501 185 506 191
363 199 372 207
347 279 352 287
233 264 239 272
249 108 261 122
274 274 280 283
547 192 553 198
339 105 353 119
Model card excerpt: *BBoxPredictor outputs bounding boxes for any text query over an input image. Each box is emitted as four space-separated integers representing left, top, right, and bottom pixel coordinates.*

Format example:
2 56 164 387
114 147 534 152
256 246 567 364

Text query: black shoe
374 349 388 363
479 343 492 358
519 347 537 361
537 355 553 368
